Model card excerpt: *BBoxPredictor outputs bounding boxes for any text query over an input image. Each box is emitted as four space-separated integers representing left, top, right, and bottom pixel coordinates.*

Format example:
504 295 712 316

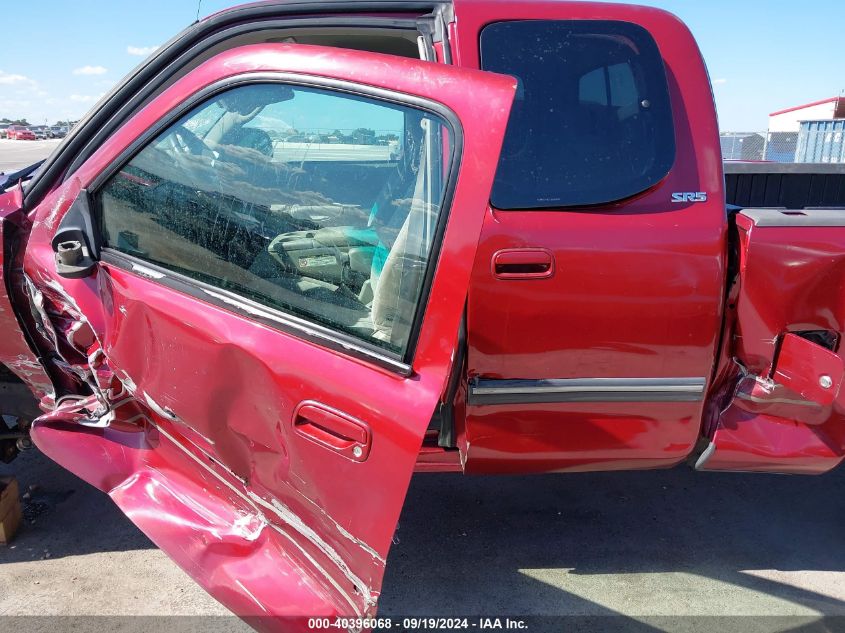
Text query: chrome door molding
468 377 707 405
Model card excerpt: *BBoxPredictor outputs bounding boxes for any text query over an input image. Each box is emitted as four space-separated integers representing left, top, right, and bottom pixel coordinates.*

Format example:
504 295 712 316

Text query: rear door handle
293 402 371 462
492 248 555 280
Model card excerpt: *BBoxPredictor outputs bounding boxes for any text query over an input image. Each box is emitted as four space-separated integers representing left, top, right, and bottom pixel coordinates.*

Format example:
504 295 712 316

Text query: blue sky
1 1 842 130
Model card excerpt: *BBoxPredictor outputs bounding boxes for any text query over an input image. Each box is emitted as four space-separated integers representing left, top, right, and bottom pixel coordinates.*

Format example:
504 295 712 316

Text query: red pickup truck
1 0 843 628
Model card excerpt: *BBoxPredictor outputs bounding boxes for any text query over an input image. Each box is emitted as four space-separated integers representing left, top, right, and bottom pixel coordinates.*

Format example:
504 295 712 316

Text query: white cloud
72 65 108 76
127 45 159 56
0 98 32 110
713 78 728 85
0 70 35 86
70 94 97 103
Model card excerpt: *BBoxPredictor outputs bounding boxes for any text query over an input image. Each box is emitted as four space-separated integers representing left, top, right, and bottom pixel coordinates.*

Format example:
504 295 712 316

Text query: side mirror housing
52 189 99 279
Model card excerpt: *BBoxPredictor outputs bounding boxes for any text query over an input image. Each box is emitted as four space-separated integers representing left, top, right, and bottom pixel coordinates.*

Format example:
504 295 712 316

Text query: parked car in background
49 126 68 138
29 126 49 139
0 123 10 138
5 125 36 140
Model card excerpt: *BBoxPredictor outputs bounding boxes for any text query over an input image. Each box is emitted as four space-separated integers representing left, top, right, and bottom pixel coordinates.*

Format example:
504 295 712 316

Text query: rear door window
480 20 675 209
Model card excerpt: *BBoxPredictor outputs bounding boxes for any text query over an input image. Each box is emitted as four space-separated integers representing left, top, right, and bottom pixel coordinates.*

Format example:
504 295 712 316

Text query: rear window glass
480 20 676 209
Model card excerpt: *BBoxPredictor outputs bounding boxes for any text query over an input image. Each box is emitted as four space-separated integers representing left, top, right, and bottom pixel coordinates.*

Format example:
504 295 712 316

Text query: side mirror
52 189 99 279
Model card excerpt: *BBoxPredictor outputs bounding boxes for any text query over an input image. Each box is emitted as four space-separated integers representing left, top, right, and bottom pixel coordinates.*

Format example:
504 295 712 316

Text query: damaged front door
19 45 515 626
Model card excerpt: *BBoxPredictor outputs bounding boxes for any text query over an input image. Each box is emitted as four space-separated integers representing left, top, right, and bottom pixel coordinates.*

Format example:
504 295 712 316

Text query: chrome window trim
101 250 413 375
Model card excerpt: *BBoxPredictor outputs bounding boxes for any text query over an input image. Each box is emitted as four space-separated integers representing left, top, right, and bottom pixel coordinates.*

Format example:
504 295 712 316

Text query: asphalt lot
2 139 845 631
3 448 845 628
0 138 61 174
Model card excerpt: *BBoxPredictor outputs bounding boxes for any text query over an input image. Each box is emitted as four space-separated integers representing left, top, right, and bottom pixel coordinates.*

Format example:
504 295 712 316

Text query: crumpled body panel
32 418 341 630
0 188 53 400
699 210 845 474
12 42 515 627
700 372 845 474
25 182 398 625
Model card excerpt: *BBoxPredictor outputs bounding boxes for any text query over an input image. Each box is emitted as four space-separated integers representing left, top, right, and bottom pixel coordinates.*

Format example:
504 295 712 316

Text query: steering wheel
163 124 214 168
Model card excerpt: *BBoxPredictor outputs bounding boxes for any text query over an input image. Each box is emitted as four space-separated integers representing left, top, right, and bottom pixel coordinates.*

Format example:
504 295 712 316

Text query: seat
370 145 434 350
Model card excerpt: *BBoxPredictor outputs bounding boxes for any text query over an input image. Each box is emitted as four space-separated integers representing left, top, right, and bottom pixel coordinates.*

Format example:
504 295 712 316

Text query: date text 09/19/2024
307 618 529 629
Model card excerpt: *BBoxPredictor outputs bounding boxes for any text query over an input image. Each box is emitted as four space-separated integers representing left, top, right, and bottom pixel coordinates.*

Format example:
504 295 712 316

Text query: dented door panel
19 45 516 624
33 415 345 624
699 209 845 474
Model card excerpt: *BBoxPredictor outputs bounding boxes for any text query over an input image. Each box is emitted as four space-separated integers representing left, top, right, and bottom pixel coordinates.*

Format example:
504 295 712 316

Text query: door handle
293 402 371 462
492 248 555 280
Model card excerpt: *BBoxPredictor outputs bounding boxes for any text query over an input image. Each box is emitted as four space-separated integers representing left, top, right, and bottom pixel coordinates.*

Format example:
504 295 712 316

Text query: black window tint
608 63 638 108
98 83 452 357
579 68 607 106
480 20 676 209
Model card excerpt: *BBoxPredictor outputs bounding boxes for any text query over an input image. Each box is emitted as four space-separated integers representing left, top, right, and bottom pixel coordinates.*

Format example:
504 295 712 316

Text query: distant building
720 132 766 161
769 97 845 133
767 97 845 163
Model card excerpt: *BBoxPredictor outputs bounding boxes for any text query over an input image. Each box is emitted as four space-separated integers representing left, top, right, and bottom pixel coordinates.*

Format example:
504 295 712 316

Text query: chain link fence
721 124 845 164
